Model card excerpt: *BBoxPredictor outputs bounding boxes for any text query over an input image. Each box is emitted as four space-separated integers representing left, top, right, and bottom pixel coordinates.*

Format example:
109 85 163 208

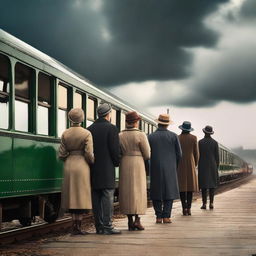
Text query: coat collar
95 117 110 124
156 127 168 131
123 128 140 132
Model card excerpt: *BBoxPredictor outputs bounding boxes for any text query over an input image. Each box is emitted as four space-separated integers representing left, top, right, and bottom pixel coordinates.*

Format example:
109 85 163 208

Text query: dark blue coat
148 128 182 200
87 118 120 189
198 137 219 189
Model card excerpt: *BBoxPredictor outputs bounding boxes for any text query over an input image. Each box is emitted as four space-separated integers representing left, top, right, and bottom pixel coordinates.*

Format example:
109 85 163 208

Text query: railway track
0 174 253 245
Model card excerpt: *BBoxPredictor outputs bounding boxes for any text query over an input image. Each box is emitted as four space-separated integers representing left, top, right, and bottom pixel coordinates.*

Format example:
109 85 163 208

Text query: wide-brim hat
97 103 112 117
155 114 173 125
179 121 194 132
68 108 84 124
203 125 214 134
126 111 141 123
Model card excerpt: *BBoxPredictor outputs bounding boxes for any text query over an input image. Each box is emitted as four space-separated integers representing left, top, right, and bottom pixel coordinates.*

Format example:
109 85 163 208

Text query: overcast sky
1 0 256 149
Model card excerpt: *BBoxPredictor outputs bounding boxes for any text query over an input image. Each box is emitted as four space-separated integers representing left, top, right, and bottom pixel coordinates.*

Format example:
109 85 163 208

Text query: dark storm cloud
0 0 228 87
239 0 256 19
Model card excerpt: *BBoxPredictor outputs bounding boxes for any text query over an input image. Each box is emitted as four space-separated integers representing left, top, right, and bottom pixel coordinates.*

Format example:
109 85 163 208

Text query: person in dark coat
148 114 182 224
178 121 199 216
198 125 219 210
87 103 121 235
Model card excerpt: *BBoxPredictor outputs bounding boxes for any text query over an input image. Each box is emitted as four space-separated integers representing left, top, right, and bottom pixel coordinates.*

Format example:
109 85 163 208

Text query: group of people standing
58 103 219 235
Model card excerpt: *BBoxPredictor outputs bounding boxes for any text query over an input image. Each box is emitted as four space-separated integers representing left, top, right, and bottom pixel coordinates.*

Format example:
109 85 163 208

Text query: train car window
0 54 10 129
144 122 149 134
58 84 68 137
74 92 82 109
141 120 145 132
86 97 96 127
120 111 126 131
111 108 117 125
15 62 34 132
38 72 52 135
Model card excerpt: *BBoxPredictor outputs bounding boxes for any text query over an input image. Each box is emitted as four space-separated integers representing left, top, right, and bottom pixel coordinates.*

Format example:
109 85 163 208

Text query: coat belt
69 150 84 155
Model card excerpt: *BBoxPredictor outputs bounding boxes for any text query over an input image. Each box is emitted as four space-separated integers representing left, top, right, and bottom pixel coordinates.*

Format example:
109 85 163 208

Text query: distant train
218 144 253 183
0 30 252 228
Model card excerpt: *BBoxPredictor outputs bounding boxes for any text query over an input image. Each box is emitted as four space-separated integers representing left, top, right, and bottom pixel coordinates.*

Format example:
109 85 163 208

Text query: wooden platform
41 176 256 256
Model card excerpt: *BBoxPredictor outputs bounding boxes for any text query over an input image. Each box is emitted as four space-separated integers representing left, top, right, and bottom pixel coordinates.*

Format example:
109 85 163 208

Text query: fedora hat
203 125 214 134
156 114 172 125
179 121 194 132
68 108 84 124
97 103 112 117
126 111 141 123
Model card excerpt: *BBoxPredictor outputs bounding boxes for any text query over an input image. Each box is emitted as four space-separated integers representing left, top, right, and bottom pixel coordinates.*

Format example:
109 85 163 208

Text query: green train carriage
0 29 157 227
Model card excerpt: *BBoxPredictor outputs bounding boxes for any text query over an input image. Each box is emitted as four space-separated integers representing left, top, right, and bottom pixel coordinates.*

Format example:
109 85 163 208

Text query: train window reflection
15 62 33 132
0 54 10 129
58 109 66 137
87 97 95 127
38 72 51 104
58 85 67 109
38 106 49 135
58 84 68 137
38 72 52 135
111 109 116 125
120 112 126 131
15 100 28 132
74 92 82 108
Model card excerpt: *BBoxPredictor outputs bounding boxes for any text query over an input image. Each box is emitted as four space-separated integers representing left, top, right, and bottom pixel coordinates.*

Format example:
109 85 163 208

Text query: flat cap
97 103 112 117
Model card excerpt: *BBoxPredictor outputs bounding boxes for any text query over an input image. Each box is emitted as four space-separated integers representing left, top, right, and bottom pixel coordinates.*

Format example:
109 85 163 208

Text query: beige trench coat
177 133 199 192
58 126 94 210
119 128 150 215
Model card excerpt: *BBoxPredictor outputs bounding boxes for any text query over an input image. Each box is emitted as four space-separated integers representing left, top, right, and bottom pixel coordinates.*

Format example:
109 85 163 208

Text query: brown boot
156 218 162 224
128 215 135 231
163 218 172 224
134 216 145 230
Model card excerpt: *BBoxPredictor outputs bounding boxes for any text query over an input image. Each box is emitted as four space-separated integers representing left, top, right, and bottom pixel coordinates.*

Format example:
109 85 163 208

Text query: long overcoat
58 126 94 210
177 133 199 192
87 118 120 189
198 137 220 189
148 128 182 200
119 128 150 214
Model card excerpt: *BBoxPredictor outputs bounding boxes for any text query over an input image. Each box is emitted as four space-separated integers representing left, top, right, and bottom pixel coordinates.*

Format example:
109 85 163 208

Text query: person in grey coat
148 114 182 224
198 125 219 210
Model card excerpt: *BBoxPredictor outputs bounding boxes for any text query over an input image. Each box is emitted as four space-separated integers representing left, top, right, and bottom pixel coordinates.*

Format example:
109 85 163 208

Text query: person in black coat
148 114 182 224
198 125 219 210
87 103 121 235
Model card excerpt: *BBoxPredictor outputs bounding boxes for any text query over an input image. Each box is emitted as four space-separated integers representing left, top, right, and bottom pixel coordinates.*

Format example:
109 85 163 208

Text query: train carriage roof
0 29 156 123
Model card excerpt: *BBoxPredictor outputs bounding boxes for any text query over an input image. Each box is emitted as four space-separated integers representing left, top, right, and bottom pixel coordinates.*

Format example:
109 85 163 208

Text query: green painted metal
0 135 63 198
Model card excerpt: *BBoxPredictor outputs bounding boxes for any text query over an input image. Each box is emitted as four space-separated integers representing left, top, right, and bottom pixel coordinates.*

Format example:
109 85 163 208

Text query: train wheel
18 217 32 227
43 194 61 224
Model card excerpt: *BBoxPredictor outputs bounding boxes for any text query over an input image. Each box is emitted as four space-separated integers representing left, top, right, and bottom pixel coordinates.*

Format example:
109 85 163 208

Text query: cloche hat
126 111 141 123
203 125 214 134
97 103 112 117
68 108 84 124
179 121 194 132
156 114 173 125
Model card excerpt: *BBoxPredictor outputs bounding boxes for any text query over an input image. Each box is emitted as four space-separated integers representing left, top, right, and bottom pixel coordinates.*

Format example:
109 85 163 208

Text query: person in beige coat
177 121 199 216
119 111 150 231
59 108 94 235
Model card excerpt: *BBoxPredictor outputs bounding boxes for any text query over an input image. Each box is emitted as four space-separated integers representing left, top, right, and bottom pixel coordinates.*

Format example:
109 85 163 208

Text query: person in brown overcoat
119 111 150 231
59 108 94 235
177 121 199 216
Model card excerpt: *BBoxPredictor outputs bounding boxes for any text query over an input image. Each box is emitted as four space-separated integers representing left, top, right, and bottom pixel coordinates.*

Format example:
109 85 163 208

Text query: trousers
152 200 173 218
201 188 215 204
180 191 193 209
92 189 114 231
